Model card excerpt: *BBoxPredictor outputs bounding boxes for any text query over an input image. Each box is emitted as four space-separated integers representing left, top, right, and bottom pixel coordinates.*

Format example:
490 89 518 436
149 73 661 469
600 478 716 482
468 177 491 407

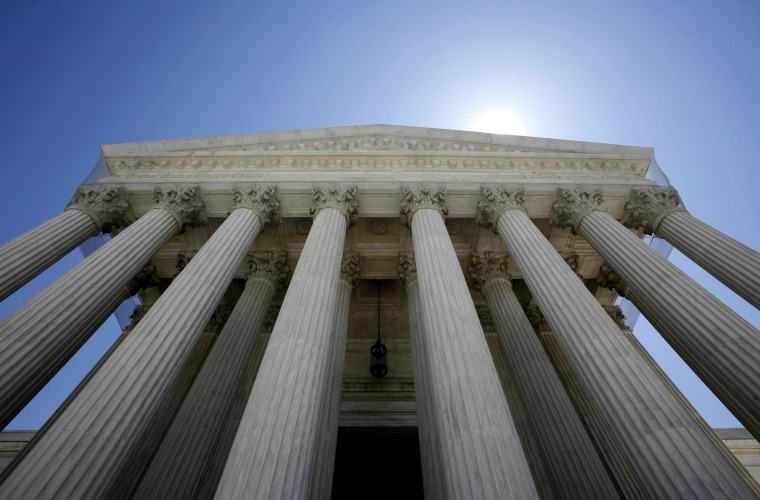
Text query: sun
469 109 527 136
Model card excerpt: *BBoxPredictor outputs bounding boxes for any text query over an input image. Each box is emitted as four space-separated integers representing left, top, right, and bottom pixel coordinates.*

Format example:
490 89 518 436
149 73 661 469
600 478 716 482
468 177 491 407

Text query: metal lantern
370 281 388 377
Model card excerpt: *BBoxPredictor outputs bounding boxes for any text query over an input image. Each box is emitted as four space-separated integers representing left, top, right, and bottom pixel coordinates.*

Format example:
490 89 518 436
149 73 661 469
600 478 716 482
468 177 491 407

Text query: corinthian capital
247 251 290 289
622 186 684 234
340 252 361 288
127 263 161 296
550 187 605 233
399 185 447 226
603 305 627 330
232 185 280 226
153 185 207 231
525 305 550 334
467 251 511 291
310 184 359 226
476 186 526 229
597 263 629 298
397 251 417 289
67 185 130 232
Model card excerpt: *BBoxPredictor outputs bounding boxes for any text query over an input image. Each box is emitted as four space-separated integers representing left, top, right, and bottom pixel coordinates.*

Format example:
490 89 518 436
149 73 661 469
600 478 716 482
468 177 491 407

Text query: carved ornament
476 305 496 332
263 305 281 332
525 306 550 334
340 252 361 288
66 185 130 232
175 249 197 277
603 305 627 330
397 251 417 289
126 305 150 331
247 251 290 289
467 251 511 291
597 263 629 298
127 263 161 296
476 186 526 229
310 184 359 227
152 185 207 231
231 184 280 226
207 303 234 334
399 185 447 226
622 186 685 234
550 187 605 233
372 221 387 235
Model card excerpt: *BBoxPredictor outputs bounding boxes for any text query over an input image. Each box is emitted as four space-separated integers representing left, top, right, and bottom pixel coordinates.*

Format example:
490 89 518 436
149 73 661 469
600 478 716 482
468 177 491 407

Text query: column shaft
481 278 618 498
0 208 178 428
495 208 756 497
216 208 349 499
0 208 262 498
135 276 277 499
411 208 537 499
579 209 760 438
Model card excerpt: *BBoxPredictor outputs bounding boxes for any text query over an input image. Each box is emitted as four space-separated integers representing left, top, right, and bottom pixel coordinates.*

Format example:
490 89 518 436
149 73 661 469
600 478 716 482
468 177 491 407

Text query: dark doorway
331 428 424 499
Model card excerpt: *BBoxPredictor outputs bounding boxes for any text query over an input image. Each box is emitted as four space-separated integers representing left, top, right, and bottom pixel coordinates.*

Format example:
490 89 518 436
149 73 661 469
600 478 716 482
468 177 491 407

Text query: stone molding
396 251 417 289
476 186 526 229
525 305 550 334
596 263 629 298
127 263 161 296
310 184 359 227
231 184 280 226
246 251 290 289
66 185 130 232
551 187 606 233
603 305 627 330
622 186 685 234
339 252 361 288
399 185 447 226
152 185 207 231
467 251 511 291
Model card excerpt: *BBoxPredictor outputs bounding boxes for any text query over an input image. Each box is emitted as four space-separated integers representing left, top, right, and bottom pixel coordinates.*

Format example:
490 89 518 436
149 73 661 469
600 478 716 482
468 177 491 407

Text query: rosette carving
310 184 359 226
551 187 605 233
622 186 684 234
399 185 447 226
397 251 417 289
153 185 207 230
247 251 290 289
476 186 526 229
467 251 511 291
67 185 130 232
339 252 361 288
231 184 280 226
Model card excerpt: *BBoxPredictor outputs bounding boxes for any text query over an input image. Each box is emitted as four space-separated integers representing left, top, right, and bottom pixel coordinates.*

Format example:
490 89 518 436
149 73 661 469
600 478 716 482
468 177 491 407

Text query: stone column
467 251 618 498
0 185 130 301
216 184 358 500
0 185 277 498
623 186 760 309
134 251 289 500
478 185 756 498
398 251 446 500
312 252 360 500
553 187 760 439
399 185 538 499
0 184 206 428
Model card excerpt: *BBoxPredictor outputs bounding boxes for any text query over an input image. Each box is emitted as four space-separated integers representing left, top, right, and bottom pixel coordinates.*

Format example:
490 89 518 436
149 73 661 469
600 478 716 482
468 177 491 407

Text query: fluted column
312 252 360 500
0 185 277 498
216 184 358 499
400 185 538 499
468 251 618 498
478 185 756 498
398 251 446 500
623 186 760 308
0 185 130 301
553 187 760 439
0 184 206 428
135 251 289 499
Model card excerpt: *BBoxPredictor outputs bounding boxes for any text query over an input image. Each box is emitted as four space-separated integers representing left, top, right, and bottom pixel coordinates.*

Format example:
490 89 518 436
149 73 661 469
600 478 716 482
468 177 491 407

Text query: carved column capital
622 186 685 234
207 303 234 334
310 184 359 227
476 305 496 333
603 305 627 330
262 305 281 332
476 186 526 229
126 305 150 331
399 185 448 226
174 250 197 277
597 263 629 298
231 185 280 226
524 305 550 334
127 263 161 296
339 252 361 288
550 187 605 233
66 185 131 232
467 251 511 291
397 251 417 289
246 251 289 289
152 185 207 231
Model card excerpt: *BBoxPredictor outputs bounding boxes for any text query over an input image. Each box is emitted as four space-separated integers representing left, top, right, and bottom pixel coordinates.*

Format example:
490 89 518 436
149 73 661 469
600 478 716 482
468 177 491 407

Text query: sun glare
470 109 527 136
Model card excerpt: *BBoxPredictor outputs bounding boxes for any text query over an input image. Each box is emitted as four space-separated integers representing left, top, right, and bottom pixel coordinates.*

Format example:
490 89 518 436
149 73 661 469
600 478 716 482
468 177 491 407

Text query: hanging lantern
370 281 388 377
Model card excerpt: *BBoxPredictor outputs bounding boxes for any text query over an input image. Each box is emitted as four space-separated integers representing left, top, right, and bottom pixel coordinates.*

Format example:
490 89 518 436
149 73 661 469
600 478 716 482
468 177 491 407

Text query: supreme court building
0 125 759 498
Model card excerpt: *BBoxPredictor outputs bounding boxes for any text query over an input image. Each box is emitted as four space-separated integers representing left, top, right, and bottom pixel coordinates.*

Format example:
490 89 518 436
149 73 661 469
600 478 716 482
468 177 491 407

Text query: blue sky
1 0 758 429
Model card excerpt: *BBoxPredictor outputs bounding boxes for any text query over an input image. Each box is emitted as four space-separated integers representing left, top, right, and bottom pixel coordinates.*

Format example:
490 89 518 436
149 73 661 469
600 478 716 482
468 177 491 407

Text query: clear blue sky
1 0 758 429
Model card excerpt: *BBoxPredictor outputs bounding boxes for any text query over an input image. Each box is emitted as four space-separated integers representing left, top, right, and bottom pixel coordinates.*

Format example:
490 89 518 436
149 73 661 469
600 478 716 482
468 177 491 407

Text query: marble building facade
0 125 759 498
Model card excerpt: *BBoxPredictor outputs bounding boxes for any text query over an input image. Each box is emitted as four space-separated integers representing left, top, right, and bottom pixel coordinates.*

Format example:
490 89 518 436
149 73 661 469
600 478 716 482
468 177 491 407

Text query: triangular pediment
101 124 653 159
